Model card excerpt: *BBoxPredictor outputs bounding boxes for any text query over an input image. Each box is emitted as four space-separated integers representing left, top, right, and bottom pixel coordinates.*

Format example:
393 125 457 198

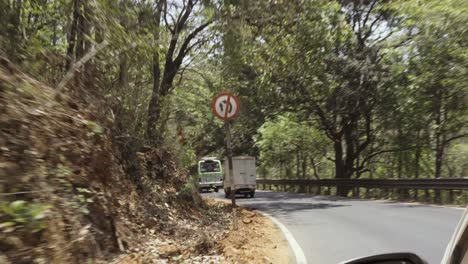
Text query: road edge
259 211 308 264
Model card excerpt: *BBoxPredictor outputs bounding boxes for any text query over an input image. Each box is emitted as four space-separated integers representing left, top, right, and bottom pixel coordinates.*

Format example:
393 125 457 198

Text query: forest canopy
1 0 467 181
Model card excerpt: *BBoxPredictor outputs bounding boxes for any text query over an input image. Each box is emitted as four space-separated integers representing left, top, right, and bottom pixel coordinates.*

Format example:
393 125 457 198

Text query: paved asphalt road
202 190 465 264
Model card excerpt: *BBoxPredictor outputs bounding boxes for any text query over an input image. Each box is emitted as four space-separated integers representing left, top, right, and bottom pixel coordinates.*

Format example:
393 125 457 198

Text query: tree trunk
434 136 445 178
414 130 422 179
344 122 356 179
334 140 344 178
355 151 361 178
301 152 307 179
434 110 444 179
146 1 164 142
435 144 444 179
334 140 350 196
310 157 320 180
296 149 300 178
5 0 23 62
66 0 80 70
79 0 93 88
397 126 403 179
433 87 444 203
147 52 162 142
75 0 91 62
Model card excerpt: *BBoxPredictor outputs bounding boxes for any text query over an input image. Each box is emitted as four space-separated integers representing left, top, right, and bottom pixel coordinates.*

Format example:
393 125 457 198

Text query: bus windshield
200 161 220 173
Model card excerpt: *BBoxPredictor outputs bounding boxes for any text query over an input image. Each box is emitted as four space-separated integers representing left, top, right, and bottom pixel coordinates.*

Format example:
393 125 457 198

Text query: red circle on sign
211 92 240 121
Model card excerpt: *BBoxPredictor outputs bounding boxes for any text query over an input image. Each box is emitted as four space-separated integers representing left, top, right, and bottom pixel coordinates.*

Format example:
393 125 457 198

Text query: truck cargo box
223 156 256 198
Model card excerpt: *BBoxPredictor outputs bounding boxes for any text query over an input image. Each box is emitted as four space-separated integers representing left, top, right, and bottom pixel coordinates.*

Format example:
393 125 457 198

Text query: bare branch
444 133 468 144
360 146 414 168
362 0 378 29
163 1 175 33
173 20 212 67
57 39 109 91
166 0 195 63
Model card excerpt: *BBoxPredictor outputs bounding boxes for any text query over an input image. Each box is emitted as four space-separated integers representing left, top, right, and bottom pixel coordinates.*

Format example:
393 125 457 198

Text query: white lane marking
259 211 308 264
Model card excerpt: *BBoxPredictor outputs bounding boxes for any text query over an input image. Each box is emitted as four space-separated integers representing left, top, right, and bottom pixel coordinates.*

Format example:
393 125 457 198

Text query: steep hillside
0 57 229 263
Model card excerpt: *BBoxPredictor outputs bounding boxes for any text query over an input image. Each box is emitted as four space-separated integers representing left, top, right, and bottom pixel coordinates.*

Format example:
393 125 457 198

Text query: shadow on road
235 191 350 217
244 201 348 216
247 190 362 202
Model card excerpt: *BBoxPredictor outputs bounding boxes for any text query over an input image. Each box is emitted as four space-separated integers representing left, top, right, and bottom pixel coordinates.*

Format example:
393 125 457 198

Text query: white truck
223 156 256 198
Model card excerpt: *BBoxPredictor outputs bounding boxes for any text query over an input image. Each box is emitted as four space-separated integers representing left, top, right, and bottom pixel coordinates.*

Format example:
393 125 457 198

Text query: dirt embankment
213 199 293 264
0 58 231 263
0 57 291 263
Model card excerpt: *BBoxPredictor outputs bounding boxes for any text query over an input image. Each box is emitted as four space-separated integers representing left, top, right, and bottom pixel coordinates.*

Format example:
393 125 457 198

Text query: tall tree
146 0 212 142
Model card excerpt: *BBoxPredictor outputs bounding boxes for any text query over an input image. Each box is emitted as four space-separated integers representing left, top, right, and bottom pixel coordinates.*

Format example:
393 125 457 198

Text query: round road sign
211 92 240 121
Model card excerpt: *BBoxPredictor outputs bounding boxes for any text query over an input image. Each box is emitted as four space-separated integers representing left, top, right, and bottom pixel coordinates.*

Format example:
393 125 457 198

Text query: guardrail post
435 190 442 204
399 189 406 200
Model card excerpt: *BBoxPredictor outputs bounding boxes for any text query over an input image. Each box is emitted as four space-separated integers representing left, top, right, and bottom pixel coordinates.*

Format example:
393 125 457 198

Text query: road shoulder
208 199 294 264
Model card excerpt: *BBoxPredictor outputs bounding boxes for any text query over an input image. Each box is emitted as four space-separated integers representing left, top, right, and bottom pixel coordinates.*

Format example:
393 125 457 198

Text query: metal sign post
224 121 237 230
211 92 240 230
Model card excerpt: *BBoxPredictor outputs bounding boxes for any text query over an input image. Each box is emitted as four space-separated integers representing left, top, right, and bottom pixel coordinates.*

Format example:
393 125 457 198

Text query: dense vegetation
0 0 467 261
1 0 467 187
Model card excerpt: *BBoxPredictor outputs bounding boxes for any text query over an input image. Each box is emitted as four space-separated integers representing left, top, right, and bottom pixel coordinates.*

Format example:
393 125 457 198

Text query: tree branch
57 39 109 91
163 1 175 34
444 133 468 144
173 20 212 68
166 0 194 64
362 0 378 29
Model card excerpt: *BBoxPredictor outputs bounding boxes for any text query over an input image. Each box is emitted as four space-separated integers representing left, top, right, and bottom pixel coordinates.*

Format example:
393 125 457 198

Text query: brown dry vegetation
0 57 232 263
213 200 293 264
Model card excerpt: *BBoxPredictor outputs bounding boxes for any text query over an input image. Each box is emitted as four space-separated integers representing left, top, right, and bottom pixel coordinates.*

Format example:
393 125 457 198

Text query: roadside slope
210 199 293 264
0 58 230 263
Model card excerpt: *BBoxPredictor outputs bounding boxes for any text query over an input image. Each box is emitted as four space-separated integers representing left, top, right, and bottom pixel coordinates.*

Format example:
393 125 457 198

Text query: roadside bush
0 200 51 233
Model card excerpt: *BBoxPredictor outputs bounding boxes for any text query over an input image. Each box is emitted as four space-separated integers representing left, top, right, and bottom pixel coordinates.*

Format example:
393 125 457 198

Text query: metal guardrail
257 178 468 190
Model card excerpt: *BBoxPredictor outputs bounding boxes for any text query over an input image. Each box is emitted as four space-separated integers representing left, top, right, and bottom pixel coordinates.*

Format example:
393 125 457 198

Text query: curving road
202 190 464 264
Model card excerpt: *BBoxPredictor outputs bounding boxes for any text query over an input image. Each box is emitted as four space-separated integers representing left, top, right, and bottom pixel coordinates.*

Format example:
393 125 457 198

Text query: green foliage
0 0 466 182
85 120 104 135
71 188 94 215
256 115 329 178
219 0 467 180
177 181 198 202
0 200 52 232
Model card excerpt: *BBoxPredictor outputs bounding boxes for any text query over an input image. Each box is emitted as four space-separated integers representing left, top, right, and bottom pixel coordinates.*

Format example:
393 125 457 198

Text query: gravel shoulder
209 199 293 264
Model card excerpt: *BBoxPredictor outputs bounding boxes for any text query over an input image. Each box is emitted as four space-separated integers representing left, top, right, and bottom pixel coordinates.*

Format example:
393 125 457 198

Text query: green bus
197 157 223 192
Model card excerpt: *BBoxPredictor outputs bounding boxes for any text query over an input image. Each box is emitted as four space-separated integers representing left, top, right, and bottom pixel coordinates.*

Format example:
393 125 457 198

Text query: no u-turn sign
211 92 240 121
211 92 240 229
